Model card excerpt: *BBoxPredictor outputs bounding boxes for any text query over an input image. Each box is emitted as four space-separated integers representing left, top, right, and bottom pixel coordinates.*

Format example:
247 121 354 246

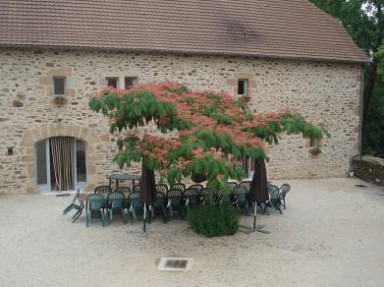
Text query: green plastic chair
86 193 108 227
114 186 132 208
239 180 251 191
228 181 239 192
232 185 251 215
198 188 214 204
155 184 168 194
94 185 112 194
267 184 283 214
151 192 168 223
127 191 143 223
166 188 185 219
63 188 85 223
107 191 127 224
183 187 200 209
279 183 291 209
188 184 204 191
170 183 186 191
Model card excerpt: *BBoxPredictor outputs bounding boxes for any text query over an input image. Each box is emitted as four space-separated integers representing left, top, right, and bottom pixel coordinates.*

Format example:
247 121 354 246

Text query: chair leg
161 207 167 223
276 204 283 214
101 210 108 226
72 205 84 223
122 209 128 224
86 212 90 227
168 205 174 217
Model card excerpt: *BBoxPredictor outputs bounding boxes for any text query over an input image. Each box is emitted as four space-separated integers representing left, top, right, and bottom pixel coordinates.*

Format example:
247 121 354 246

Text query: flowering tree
89 81 328 192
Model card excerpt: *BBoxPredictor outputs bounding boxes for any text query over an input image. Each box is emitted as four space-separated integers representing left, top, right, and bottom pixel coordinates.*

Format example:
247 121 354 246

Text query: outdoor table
107 173 141 188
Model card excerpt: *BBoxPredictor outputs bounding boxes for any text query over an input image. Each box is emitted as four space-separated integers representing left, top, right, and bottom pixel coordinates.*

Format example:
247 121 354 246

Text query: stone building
0 0 368 194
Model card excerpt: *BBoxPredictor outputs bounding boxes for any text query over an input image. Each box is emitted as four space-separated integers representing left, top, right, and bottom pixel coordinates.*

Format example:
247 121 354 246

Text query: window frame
237 79 248 97
124 76 138 89
52 77 66 96
106 77 120 89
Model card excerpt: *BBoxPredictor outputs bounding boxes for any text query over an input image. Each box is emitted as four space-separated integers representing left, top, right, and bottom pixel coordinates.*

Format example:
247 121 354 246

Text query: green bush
187 203 239 237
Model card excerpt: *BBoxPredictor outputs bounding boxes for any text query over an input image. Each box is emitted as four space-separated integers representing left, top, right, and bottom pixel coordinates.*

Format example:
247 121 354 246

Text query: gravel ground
0 177 383 287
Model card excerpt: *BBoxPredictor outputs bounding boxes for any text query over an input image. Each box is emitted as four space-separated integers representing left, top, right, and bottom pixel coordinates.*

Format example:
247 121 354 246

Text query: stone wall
0 48 362 193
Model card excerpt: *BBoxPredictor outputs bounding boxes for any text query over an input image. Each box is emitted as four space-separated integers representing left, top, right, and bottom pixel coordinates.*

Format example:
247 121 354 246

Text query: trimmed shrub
187 202 239 237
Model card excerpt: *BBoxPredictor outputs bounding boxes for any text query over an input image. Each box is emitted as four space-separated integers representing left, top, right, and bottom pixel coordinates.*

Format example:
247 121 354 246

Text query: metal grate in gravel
157 257 193 271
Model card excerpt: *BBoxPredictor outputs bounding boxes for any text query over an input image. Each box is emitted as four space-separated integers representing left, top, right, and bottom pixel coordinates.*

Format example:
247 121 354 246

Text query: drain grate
157 257 193 271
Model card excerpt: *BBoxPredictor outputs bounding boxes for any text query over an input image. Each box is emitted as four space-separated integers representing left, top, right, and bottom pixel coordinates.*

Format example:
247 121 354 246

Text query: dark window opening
53 77 66 95
125 77 138 89
107 77 119 88
237 79 248 96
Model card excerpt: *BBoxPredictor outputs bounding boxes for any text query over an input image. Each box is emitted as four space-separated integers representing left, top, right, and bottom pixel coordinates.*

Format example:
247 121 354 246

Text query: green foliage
187 203 239 237
362 78 384 156
378 44 384 78
89 82 329 190
309 0 381 54
167 85 188 95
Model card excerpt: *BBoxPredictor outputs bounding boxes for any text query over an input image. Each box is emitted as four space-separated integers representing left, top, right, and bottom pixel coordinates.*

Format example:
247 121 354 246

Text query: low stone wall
352 156 384 186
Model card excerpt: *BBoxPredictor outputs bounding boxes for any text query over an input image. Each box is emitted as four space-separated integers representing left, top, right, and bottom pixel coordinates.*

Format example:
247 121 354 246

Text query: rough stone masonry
0 48 362 193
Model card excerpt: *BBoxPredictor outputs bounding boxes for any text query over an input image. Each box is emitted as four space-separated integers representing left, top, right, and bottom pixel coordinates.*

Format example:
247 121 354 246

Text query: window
125 77 138 89
53 77 66 96
106 77 119 88
106 76 138 89
237 79 248 96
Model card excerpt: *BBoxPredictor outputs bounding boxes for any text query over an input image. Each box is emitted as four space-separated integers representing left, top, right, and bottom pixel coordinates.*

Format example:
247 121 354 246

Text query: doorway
35 137 87 192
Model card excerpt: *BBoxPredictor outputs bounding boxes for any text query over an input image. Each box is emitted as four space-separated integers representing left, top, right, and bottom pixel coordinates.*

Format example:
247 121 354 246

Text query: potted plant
240 96 251 103
53 95 67 106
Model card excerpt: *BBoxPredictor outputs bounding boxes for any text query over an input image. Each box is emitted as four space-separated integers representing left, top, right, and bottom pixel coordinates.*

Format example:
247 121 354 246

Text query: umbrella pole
143 204 146 232
253 200 257 229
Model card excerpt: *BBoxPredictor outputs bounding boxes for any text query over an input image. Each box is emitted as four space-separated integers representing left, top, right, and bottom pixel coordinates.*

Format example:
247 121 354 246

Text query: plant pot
191 173 207 183
53 96 67 107
240 96 251 103
309 147 322 156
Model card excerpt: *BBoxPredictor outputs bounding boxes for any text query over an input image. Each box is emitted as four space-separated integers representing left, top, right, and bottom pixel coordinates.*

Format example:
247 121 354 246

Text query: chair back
128 191 141 209
198 188 214 204
239 180 251 192
115 187 131 203
132 184 141 193
154 192 166 208
228 181 239 192
115 186 131 193
280 183 291 198
188 184 204 191
183 187 199 207
107 191 125 209
170 183 186 191
268 184 280 200
156 184 168 194
233 185 248 200
167 188 184 205
94 185 112 194
86 193 105 210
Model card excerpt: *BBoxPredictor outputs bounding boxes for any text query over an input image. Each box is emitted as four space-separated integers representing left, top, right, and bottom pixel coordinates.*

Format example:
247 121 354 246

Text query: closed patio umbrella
140 161 157 232
249 159 269 204
247 158 269 231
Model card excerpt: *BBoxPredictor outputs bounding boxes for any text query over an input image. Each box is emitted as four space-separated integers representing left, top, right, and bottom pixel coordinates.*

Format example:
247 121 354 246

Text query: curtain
50 137 74 191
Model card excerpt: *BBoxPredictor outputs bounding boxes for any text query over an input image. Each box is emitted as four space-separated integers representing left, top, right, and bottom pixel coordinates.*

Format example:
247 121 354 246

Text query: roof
0 0 369 63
